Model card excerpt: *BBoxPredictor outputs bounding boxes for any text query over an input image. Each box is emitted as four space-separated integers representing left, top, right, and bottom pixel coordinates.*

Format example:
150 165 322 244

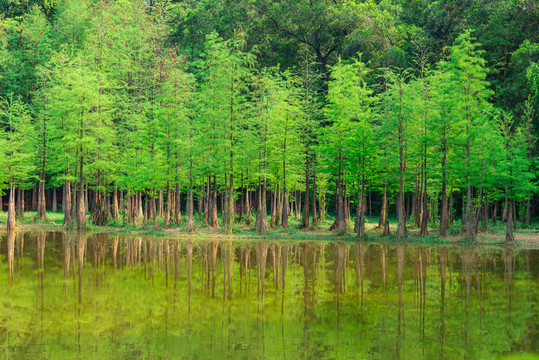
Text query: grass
1 209 538 247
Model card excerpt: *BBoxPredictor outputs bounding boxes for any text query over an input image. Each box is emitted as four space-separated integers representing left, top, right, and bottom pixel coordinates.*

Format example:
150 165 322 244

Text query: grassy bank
1 210 538 247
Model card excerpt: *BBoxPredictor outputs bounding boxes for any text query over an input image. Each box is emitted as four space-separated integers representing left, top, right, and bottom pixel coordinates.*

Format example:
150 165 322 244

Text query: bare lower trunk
77 156 85 230
175 183 182 224
302 160 310 229
158 190 164 217
396 191 406 238
270 189 276 228
246 187 252 227
7 181 16 230
64 180 72 226
255 179 268 234
505 196 514 242
186 159 194 233
379 186 387 227
152 189 158 230
440 189 448 238
281 187 288 229
525 191 532 225
337 172 346 234
164 185 171 226
112 187 119 220
210 175 218 227
37 173 46 222
52 186 57 213
16 186 25 220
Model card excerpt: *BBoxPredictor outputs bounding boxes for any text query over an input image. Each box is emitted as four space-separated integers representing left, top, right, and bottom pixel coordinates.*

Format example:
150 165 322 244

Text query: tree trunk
52 186 57 213
503 189 508 222
164 184 171 226
337 164 346 234
7 181 16 230
270 189 276 228
112 187 119 220
379 185 387 228
64 180 72 226
175 183 182 224
246 186 252 227
32 185 38 211
525 191 532 225
77 152 85 230
16 186 25 220
505 196 514 242
37 173 46 221
302 159 310 228
158 190 164 217
282 184 288 229
186 159 194 232
152 189 158 230
312 168 317 226
276 184 282 228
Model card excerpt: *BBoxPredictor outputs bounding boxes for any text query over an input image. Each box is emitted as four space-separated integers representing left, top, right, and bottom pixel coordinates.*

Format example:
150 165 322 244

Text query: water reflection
0 231 538 359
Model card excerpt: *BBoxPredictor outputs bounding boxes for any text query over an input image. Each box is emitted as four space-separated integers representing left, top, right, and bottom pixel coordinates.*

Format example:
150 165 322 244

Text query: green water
0 231 537 359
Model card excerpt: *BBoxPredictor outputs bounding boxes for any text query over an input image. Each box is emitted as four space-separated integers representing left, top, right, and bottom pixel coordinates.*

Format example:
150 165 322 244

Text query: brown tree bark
50 186 56 213
7 181 16 230
210 175 219 227
175 183 182 224
112 187 119 220
505 194 514 242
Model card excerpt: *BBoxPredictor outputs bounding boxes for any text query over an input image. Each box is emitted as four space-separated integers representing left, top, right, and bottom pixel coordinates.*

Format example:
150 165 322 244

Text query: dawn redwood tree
446 31 493 240
496 112 534 242
1 95 36 230
379 69 412 238
325 55 376 238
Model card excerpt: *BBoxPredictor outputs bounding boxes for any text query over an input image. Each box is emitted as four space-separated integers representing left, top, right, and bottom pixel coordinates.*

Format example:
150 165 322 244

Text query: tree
445 31 493 240
1 95 35 230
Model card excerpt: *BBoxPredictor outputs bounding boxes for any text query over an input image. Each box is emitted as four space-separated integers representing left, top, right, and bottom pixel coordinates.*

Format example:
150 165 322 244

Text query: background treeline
0 0 538 241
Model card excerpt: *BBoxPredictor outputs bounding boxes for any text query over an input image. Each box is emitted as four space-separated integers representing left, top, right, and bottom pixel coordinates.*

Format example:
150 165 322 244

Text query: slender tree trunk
337 152 346 234
186 158 194 232
37 173 46 221
449 188 454 225
312 167 317 226
32 185 37 211
302 160 310 228
7 180 16 230
396 83 406 238
112 187 119 220
246 178 252 227
77 153 85 230
16 186 25 220
152 189 158 230
64 180 72 226
175 183 182 224
379 184 388 229
158 190 164 217
505 191 514 242
52 186 57 213
503 189 508 222
210 175 218 227
439 133 448 237
276 184 282 228
164 185 171 226
525 192 531 225
282 180 288 229
270 189 276 228
203 177 209 224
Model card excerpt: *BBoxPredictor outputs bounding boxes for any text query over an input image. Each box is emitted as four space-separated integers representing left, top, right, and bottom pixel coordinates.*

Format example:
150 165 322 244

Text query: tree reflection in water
0 231 537 359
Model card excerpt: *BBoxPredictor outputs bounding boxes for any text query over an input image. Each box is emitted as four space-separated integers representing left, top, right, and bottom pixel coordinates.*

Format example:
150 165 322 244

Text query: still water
0 231 537 359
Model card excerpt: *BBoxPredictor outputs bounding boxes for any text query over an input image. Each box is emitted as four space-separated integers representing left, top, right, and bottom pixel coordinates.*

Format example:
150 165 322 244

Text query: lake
0 231 537 359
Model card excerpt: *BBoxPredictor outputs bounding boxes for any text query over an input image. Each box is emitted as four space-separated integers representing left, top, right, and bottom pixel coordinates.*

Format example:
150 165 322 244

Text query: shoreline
3 222 538 249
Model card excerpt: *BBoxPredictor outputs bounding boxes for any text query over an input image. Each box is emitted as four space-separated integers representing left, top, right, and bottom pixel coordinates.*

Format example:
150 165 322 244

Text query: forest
0 0 538 242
